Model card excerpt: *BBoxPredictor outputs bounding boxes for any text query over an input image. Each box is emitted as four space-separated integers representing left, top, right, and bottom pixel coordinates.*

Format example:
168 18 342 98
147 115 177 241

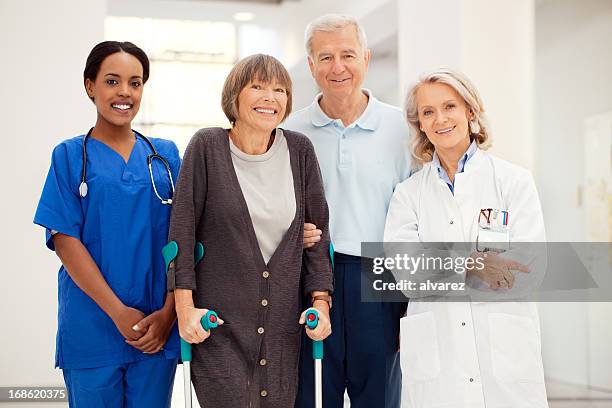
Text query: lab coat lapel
454 150 487 242
419 166 451 242
421 165 469 242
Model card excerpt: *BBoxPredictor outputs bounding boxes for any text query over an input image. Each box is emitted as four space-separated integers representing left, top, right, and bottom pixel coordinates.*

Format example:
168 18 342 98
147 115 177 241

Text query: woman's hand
126 306 176 354
303 223 322 249
176 305 224 344
110 305 146 341
299 303 332 341
468 251 529 290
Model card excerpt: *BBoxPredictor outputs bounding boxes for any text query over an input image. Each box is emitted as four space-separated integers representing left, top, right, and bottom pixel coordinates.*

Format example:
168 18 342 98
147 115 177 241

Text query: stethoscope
79 127 175 205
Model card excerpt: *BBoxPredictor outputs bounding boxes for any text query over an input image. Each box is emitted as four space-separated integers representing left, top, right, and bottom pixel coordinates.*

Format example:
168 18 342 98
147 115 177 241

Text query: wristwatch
311 295 332 309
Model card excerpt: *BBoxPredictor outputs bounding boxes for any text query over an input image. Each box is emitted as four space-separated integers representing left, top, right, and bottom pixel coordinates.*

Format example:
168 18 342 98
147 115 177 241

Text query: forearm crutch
305 309 323 408
304 242 334 408
163 241 219 408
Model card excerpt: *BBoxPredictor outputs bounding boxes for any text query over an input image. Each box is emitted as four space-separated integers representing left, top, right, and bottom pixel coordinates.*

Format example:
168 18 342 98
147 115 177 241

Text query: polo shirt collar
309 94 333 127
309 89 380 130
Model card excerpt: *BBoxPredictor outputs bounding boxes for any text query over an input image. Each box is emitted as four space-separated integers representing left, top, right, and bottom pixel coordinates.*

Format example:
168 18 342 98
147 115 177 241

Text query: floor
170 368 612 407
547 381 612 408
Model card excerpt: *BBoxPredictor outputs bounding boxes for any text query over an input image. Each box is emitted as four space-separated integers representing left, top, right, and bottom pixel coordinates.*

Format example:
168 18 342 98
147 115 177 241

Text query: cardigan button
257 327 265 334
261 299 268 307
260 390 268 397
259 358 267 366
262 271 270 279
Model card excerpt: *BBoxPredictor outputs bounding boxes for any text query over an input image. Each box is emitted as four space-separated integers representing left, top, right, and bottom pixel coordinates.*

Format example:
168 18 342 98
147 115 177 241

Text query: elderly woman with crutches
167 54 333 408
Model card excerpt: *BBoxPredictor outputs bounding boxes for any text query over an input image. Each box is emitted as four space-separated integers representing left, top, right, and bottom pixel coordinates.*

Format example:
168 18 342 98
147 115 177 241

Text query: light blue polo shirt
283 90 412 256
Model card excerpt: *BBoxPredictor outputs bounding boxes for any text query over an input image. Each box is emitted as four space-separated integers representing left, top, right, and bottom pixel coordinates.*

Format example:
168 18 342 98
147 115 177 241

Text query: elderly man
284 14 411 408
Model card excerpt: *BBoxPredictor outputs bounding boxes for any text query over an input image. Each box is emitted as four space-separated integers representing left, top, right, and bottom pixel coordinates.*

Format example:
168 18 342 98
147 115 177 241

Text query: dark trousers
295 253 407 408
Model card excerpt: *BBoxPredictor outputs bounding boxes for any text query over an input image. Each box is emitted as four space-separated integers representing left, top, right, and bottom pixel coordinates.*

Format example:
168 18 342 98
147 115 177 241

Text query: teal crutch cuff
194 241 204 264
162 241 179 291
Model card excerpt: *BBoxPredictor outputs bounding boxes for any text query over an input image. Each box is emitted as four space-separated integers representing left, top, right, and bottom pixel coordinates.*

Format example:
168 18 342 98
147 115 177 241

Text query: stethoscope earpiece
79 181 88 198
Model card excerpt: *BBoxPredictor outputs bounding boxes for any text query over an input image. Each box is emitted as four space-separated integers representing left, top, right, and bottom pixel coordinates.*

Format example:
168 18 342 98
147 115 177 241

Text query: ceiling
185 0 296 3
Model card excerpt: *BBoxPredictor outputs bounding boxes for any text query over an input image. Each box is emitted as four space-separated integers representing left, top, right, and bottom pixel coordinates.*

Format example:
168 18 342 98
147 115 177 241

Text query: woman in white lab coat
384 68 549 408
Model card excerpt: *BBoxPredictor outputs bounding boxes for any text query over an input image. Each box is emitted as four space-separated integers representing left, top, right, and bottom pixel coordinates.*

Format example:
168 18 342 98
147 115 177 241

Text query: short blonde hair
305 14 368 58
405 68 491 164
221 54 292 125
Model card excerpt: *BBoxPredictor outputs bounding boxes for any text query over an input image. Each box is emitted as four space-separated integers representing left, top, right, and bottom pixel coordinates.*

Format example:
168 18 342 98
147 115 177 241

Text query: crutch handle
180 310 219 362
305 309 323 360
305 309 319 329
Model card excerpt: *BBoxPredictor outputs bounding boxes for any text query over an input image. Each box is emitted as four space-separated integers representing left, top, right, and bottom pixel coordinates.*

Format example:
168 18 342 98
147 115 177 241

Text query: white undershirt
229 129 296 263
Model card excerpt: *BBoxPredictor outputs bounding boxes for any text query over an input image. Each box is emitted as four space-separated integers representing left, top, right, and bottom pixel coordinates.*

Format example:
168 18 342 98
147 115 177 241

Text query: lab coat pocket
400 312 441 382
488 313 544 382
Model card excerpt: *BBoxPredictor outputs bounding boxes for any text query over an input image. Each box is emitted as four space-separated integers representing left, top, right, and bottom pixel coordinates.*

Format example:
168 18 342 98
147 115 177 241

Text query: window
105 17 236 152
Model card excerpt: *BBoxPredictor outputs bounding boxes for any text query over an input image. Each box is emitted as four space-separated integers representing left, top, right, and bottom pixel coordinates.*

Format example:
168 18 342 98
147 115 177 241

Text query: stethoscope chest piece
79 181 88 198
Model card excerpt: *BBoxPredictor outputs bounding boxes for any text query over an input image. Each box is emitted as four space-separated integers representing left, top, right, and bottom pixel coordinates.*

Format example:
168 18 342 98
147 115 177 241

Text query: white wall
0 0 105 391
461 0 535 172
398 0 536 171
535 0 612 242
535 0 612 388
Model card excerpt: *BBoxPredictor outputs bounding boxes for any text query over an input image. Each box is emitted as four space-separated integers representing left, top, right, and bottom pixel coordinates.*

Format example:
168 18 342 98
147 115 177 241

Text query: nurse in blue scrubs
33 41 181 407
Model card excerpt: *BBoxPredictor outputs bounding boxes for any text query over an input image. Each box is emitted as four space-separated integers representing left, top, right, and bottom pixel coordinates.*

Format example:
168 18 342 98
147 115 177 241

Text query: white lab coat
384 149 549 408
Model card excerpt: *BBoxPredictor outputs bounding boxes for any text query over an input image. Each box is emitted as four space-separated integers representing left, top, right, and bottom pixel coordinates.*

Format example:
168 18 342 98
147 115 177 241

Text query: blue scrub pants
63 355 178 408
295 253 407 408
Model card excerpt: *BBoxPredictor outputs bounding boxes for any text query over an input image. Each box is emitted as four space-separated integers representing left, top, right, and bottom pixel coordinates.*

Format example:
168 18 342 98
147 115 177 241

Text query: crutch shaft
315 360 322 408
183 361 192 408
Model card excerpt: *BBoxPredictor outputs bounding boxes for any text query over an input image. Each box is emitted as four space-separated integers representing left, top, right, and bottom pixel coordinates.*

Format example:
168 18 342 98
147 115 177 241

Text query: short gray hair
305 14 368 58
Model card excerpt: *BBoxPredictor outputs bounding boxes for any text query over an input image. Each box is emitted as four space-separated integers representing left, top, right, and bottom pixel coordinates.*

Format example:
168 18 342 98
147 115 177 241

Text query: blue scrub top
34 134 181 369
